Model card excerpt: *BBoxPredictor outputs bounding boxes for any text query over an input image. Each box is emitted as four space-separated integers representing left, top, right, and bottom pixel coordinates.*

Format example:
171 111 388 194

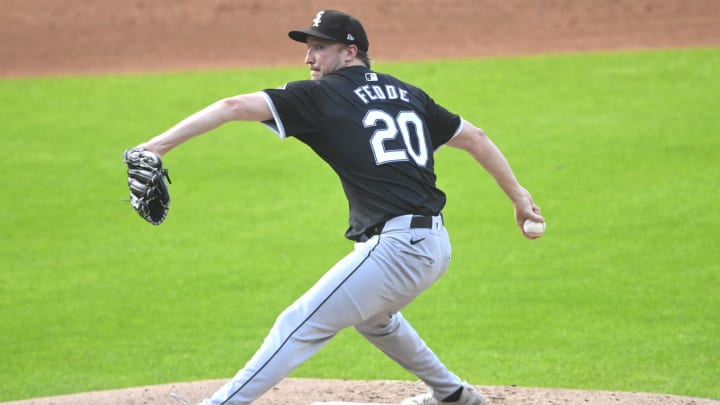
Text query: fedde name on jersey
353 84 410 105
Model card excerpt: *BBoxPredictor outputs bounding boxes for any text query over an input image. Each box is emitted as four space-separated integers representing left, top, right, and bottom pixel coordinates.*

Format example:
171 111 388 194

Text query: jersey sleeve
424 96 463 150
261 81 320 139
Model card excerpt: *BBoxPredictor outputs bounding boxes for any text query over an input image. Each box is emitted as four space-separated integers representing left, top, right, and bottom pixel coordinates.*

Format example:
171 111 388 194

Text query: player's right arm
447 119 544 237
139 92 273 156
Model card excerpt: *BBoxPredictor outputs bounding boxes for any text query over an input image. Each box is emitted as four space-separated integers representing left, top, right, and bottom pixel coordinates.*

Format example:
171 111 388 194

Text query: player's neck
344 59 366 69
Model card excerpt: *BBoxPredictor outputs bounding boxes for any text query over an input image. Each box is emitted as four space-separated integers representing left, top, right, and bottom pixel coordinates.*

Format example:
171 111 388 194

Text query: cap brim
288 29 339 44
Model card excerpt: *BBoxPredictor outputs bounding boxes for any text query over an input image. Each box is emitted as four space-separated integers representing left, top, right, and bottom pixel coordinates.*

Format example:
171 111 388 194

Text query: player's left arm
139 92 273 156
446 119 544 236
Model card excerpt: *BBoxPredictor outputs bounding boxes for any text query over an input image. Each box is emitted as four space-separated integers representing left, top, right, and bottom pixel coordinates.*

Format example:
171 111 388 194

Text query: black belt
362 214 442 241
409 214 435 229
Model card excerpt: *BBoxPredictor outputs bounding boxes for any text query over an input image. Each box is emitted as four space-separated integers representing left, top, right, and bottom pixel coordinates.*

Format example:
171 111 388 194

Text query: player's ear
345 44 358 62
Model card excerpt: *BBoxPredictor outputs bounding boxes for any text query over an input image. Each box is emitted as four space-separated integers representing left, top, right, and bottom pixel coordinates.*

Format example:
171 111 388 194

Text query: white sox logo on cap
288 9 370 53
312 10 324 27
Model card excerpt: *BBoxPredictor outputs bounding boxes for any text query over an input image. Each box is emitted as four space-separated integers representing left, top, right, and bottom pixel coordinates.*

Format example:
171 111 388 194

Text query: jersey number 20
364 110 428 167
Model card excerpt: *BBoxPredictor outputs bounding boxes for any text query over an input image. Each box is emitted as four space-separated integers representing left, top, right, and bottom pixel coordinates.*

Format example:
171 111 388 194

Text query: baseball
523 219 546 237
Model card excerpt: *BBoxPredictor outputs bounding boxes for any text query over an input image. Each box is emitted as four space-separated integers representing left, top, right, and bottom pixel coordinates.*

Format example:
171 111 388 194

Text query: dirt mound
2 379 718 405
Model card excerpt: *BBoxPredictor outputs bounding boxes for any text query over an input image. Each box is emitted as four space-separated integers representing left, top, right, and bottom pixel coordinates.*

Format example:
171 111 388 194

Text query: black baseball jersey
262 66 462 241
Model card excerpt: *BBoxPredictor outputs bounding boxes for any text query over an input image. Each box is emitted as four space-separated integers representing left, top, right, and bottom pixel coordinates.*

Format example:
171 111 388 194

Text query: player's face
305 37 350 80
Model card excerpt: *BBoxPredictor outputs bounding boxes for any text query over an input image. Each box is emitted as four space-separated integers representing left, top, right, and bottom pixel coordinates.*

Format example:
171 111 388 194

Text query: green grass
1 48 718 401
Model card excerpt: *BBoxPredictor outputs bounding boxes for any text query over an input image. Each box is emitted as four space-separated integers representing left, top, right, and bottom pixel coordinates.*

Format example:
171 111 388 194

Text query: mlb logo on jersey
365 73 378 82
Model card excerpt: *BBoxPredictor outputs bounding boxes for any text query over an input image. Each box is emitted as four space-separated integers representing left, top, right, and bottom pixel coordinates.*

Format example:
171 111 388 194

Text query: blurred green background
1 48 718 401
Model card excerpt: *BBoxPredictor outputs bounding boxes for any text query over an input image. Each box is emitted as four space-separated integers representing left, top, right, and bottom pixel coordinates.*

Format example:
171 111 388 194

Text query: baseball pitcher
125 10 544 405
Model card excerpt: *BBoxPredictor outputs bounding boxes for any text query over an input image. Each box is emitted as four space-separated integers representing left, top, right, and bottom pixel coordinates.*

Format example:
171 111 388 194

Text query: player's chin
310 69 322 80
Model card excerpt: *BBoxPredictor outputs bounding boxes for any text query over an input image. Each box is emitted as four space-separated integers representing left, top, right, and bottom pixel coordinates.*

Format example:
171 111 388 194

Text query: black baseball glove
123 147 171 225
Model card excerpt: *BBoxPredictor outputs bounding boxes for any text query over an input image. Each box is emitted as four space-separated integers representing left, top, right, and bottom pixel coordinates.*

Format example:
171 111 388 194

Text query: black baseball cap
288 10 369 53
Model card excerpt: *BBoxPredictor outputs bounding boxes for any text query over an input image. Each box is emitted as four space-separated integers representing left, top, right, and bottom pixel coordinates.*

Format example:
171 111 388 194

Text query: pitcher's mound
1 378 718 405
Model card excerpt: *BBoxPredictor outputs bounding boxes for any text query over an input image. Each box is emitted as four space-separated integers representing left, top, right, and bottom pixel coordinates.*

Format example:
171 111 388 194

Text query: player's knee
355 312 403 336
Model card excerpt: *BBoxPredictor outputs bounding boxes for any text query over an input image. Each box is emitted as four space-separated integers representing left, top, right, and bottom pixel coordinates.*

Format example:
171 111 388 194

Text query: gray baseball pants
201 214 462 405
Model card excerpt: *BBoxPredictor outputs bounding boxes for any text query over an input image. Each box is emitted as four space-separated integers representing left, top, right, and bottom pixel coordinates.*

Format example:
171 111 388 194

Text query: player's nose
304 48 314 65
